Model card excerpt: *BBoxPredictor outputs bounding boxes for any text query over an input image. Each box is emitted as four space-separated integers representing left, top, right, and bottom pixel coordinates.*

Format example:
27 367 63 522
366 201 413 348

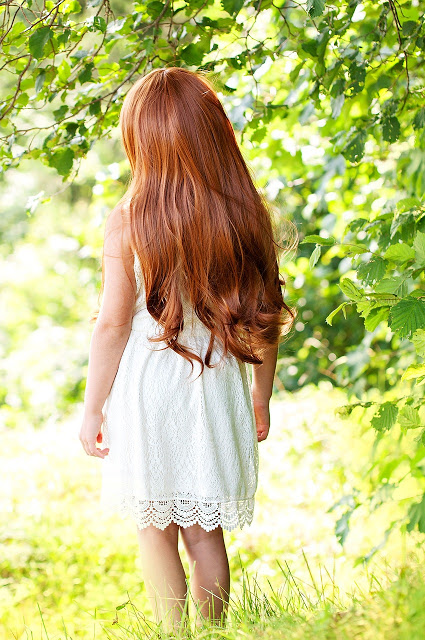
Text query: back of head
119 66 297 371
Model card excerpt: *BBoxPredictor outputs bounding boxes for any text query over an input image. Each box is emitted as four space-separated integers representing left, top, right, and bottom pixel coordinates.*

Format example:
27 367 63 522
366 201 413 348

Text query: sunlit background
2 0 425 637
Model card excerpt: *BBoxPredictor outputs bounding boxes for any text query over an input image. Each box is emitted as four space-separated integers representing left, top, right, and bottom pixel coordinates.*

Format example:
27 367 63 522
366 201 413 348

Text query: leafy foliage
1 0 424 182
2 0 425 553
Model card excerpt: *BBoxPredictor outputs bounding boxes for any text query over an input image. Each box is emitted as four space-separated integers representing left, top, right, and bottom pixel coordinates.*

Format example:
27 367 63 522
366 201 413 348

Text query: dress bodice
133 252 145 315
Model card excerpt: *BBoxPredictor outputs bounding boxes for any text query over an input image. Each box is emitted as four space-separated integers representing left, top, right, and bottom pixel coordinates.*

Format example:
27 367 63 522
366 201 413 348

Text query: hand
79 410 109 459
252 397 270 442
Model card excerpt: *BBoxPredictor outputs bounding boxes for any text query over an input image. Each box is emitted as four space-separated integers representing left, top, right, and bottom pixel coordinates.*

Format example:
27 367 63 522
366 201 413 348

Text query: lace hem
100 495 255 532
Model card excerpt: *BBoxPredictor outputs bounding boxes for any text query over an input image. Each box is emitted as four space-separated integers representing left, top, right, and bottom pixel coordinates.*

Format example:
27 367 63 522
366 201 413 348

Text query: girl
79 67 297 632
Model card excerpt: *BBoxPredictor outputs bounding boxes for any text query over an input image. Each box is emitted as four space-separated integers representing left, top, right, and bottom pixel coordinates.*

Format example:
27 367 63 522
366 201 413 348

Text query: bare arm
83 322 132 416
251 342 279 442
79 205 136 458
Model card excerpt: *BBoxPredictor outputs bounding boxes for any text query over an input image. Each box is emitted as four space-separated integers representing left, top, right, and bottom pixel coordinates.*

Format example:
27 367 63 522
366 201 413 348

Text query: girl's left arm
79 205 136 459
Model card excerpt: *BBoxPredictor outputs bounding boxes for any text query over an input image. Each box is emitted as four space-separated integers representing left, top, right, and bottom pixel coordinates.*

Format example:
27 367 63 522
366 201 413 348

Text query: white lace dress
100 253 259 532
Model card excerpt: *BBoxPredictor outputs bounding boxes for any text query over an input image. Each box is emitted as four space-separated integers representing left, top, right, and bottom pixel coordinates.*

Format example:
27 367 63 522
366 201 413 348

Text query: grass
19 549 425 639
2 382 425 639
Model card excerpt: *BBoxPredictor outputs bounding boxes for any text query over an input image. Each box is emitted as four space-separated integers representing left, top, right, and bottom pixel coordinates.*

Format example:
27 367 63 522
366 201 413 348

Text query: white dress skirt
100 253 259 532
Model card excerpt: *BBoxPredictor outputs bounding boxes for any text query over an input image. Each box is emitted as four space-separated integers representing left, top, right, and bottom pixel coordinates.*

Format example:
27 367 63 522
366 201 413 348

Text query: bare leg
180 523 230 626
136 522 188 632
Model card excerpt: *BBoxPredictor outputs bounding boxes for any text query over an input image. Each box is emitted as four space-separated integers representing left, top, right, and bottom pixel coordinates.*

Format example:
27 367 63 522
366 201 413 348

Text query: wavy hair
95 66 298 373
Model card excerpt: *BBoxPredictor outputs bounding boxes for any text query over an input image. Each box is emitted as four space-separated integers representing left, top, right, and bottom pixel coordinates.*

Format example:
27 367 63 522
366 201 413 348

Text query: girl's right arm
251 343 279 442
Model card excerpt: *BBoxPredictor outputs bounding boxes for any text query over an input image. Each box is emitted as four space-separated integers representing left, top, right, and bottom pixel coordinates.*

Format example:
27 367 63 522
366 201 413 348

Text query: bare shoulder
104 199 133 258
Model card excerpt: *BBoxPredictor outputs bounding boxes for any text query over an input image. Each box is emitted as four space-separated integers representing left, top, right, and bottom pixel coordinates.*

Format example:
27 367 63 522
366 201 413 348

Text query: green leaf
348 62 366 94
384 243 415 263
57 59 71 83
356 299 374 319
16 92 29 107
342 244 370 257
20 78 33 92
28 26 52 59
396 197 421 213
364 306 389 332
378 458 404 482
325 302 349 326
371 402 398 432
413 231 425 267
141 38 154 54
307 0 325 18
93 16 107 32
399 406 422 430
368 294 399 309
390 214 415 240
251 126 267 144
70 49 89 61
402 20 417 36
61 0 81 13
375 275 407 295
309 244 321 269
48 148 74 176
35 70 46 95
222 84 237 93
357 258 386 285
221 0 244 16
347 218 368 233
57 28 71 46
89 100 101 116
330 77 345 98
339 278 364 301
331 94 344 119
382 116 400 143
52 104 68 121
368 74 391 97
341 129 367 163
180 43 207 66
301 235 335 245
301 40 318 58
412 329 425 357
390 296 425 338
146 1 165 17
335 510 351 545
289 61 305 83
65 122 78 138
406 494 425 533
6 20 25 39
402 364 425 382
299 103 314 124
413 108 425 131
78 63 94 84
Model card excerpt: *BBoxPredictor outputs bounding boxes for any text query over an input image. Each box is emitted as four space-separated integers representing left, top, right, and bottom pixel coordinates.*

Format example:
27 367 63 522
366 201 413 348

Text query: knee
180 523 224 552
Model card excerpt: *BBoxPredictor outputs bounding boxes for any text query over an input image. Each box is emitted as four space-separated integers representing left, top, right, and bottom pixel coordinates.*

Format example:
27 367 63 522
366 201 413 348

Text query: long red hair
95 67 298 372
